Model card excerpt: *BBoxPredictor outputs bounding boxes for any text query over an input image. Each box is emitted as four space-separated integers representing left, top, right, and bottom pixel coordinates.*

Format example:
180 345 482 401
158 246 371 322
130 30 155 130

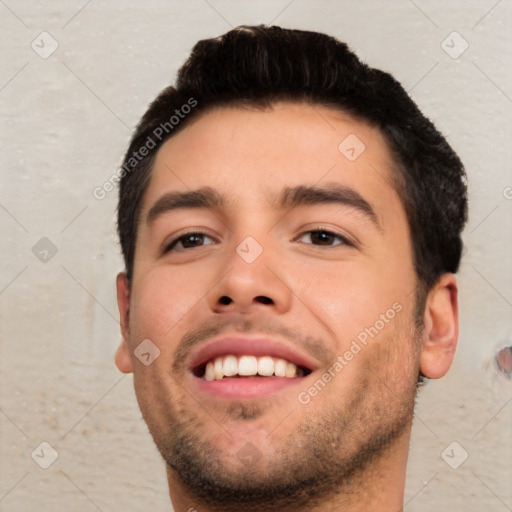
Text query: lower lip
192 375 306 398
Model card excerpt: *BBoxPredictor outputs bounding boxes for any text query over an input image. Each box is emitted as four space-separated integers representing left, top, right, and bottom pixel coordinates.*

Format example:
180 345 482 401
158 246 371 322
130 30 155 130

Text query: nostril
217 295 273 307
255 296 273 305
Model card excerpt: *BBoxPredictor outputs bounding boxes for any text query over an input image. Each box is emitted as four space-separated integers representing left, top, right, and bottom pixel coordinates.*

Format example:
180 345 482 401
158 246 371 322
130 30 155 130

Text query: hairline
131 99 406 246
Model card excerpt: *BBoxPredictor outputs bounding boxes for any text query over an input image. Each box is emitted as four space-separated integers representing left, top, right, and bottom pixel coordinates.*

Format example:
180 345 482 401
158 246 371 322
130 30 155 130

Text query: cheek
130 267 208 340
293 261 404 341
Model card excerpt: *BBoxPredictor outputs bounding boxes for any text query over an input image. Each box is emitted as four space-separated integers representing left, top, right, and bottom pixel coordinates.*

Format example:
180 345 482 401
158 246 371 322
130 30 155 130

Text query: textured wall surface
1 1 511 511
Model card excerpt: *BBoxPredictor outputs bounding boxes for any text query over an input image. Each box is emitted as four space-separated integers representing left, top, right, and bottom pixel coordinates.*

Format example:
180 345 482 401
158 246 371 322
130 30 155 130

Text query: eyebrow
146 183 380 229
146 187 224 225
278 184 380 229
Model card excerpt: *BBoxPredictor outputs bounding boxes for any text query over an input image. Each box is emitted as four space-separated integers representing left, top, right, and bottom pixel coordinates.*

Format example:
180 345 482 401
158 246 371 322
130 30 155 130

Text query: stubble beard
139 330 422 511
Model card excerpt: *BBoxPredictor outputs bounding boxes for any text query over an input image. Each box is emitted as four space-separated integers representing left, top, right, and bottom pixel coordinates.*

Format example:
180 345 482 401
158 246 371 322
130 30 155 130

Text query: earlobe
115 340 133 373
115 339 133 373
419 274 459 379
115 272 133 373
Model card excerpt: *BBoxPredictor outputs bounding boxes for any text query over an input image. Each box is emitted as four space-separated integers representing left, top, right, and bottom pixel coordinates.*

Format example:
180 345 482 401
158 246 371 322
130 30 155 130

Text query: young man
114 25 467 511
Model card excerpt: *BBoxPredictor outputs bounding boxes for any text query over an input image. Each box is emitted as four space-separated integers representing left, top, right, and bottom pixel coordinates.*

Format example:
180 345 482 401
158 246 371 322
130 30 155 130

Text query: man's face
118 102 423 507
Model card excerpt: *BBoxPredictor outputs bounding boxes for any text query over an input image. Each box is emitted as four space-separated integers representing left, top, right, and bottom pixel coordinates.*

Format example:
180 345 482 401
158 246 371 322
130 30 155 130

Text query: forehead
141 102 402 221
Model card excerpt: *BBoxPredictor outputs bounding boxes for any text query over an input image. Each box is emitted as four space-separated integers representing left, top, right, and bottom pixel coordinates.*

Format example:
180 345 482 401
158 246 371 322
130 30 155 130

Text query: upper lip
187 335 319 375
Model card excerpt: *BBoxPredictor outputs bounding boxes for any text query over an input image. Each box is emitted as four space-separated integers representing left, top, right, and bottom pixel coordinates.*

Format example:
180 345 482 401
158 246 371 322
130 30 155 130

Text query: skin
115 102 459 511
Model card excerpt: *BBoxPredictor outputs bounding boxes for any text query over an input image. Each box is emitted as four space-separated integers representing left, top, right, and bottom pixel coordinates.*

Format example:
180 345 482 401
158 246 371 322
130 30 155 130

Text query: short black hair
117 24 468 296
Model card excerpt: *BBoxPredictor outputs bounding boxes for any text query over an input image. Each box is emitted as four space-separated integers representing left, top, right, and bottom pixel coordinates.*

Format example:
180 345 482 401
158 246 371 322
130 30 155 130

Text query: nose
207 237 293 316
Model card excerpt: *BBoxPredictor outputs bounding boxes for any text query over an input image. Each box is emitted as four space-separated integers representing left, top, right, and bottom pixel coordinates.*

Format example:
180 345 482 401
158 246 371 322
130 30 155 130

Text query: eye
164 232 215 252
296 229 351 247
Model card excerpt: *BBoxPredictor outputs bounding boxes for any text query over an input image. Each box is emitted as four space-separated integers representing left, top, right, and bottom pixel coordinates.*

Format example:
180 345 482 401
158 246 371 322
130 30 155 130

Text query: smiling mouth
193 354 312 381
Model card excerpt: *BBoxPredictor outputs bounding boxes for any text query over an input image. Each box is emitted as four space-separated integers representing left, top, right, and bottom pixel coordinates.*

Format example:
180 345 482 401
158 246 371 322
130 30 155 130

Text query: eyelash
164 230 216 253
163 228 353 253
295 228 353 247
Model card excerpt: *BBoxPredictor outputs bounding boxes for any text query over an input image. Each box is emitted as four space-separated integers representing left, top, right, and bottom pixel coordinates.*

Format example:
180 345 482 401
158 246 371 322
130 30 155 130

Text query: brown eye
310 231 337 245
297 230 350 247
165 233 214 252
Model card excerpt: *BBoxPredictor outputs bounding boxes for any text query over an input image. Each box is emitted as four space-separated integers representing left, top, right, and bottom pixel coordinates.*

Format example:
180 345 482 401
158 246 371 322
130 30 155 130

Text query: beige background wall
1 1 511 510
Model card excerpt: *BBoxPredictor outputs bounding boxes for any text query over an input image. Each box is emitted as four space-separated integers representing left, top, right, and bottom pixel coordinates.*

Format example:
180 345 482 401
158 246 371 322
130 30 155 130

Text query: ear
115 272 133 373
419 273 459 379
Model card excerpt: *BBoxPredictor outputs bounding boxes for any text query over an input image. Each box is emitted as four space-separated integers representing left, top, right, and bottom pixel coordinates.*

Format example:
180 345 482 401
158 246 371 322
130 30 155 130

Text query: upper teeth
203 355 303 381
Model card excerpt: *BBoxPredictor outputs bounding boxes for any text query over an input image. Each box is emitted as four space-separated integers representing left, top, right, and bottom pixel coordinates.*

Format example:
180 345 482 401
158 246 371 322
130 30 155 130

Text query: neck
166 424 411 512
